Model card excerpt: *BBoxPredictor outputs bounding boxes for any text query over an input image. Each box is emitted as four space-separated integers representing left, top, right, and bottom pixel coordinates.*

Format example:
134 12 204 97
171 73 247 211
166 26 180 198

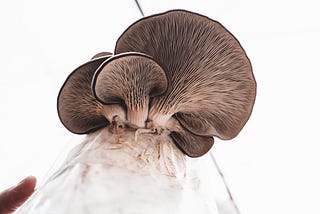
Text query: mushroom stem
127 103 149 128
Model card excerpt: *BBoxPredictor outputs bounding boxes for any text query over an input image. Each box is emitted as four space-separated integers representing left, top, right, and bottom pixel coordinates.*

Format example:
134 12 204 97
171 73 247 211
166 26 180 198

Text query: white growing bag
17 128 225 213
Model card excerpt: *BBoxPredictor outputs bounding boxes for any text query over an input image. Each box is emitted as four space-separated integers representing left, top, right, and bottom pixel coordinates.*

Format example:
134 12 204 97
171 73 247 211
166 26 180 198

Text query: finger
0 176 36 214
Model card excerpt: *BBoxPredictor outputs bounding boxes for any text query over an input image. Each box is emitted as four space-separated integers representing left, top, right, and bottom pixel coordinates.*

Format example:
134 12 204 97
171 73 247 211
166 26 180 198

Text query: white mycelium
18 125 218 213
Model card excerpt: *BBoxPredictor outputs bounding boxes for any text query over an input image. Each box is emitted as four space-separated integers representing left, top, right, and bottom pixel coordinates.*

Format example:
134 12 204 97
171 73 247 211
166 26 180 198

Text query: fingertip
0 176 37 213
22 176 37 187
16 176 37 195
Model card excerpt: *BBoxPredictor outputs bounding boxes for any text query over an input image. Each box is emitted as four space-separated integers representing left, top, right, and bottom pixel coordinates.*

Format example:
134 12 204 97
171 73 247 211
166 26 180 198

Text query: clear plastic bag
17 127 234 214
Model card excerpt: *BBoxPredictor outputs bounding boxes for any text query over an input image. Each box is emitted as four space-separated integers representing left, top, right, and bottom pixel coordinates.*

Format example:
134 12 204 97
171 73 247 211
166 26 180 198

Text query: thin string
210 152 241 214
134 0 144 17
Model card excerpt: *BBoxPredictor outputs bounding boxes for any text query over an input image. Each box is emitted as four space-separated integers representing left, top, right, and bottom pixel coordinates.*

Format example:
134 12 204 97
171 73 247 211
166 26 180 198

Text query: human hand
0 176 36 214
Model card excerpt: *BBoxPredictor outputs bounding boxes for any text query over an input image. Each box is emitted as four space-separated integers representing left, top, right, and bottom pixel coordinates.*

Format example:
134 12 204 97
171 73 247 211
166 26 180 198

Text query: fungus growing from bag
57 10 256 158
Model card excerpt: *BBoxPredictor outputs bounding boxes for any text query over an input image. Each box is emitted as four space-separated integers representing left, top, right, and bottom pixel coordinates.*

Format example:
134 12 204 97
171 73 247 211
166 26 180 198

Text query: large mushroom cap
115 10 256 156
57 53 112 134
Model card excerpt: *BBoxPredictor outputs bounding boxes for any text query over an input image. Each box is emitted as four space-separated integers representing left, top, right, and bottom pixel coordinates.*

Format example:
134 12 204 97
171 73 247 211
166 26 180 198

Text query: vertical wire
134 0 145 17
210 152 241 214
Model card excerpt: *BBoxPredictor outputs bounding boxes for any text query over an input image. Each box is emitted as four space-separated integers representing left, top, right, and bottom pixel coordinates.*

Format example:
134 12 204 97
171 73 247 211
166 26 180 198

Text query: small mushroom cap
92 52 168 127
57 53 112 134
115 10 256 156
167 118 214 157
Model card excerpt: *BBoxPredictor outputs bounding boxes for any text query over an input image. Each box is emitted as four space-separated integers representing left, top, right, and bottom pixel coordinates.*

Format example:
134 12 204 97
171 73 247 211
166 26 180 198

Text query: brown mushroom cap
57 53 112 134
115 10 256 156
167 118 214 158
92 52 168 127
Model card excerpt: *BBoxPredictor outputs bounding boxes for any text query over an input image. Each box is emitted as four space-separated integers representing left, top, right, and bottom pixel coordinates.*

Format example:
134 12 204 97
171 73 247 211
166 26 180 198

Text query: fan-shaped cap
115 10 256 156
57 53 112 134
92 52 168 127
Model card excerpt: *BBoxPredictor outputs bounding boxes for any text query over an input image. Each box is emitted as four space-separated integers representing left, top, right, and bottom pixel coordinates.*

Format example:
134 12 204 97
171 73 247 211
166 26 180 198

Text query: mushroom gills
57 53 113 134
92 52 168 128
115 10 256 156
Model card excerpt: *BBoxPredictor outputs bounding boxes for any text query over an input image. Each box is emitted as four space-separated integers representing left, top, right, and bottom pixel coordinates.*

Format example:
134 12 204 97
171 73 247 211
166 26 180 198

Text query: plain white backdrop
1 0 319 213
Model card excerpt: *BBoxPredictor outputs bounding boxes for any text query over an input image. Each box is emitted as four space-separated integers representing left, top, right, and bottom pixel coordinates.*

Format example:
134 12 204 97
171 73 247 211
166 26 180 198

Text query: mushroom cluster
58 10 256 158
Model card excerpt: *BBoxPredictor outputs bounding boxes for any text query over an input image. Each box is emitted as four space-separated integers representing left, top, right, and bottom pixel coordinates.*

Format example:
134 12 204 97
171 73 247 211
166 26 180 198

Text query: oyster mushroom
92 52 168 128
57 52 119 134
59 9 256 157
115 10 256 157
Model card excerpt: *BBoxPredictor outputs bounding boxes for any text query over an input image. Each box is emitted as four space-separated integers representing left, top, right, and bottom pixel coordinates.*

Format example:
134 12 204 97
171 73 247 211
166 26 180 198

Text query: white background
1 0 319 213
